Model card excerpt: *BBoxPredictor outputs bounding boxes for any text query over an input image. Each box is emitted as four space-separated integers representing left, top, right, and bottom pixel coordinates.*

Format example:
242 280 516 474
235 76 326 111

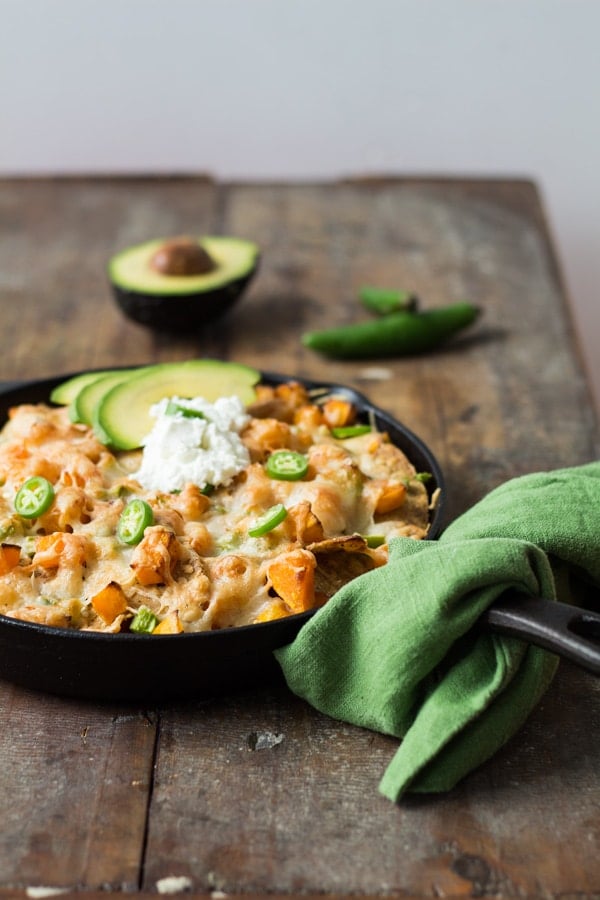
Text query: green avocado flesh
50 370 118 406
97 360 260 450
53 361 260 450
108 236 259 296
70 370 141 425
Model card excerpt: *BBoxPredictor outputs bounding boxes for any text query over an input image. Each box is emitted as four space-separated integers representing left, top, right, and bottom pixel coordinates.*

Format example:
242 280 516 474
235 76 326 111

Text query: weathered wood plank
0 683 156 890
143 668 600 896
0 177 597 896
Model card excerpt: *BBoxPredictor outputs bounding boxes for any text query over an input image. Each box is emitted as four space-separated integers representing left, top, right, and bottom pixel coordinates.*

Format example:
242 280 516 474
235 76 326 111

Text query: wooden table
0 177 598 898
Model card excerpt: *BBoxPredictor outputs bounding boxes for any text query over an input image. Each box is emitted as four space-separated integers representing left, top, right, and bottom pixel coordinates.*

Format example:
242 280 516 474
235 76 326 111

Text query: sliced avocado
108 236 260 332
50 370 118 407
72 369 147 427
97 360 260 450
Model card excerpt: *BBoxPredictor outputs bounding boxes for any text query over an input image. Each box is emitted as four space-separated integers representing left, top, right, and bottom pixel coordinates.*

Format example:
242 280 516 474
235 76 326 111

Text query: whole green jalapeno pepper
302 301 480 359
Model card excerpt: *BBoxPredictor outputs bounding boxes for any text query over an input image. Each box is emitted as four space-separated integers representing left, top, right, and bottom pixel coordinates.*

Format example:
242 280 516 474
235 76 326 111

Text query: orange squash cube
0 543 20 575
267 549 316 614
91 581 127 624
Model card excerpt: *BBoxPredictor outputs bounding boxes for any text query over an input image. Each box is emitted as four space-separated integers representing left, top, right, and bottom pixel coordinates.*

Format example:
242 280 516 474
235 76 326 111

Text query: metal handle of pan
482 592 600 676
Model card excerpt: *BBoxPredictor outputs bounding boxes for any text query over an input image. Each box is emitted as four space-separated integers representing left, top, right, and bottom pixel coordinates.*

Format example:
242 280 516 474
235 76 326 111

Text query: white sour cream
134 395 250 492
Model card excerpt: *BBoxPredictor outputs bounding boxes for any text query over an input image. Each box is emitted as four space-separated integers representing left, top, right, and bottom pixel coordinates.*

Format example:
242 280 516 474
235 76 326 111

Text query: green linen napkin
274 461 600 801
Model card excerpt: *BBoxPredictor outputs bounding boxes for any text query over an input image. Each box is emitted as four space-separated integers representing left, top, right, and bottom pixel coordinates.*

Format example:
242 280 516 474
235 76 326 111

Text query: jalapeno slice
265 450 308 481
330 424 372 439
248 503 288 537
165 400 207 419
14 476 55 519
130 605 159 634
117 499 154 545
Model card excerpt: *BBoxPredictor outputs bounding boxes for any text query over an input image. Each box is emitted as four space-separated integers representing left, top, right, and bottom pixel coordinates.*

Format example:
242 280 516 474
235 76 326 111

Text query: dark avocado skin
111 265 259 332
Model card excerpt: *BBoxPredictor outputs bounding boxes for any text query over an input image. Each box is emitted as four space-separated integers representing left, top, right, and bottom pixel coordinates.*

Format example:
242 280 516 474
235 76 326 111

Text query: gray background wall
1 0 598 412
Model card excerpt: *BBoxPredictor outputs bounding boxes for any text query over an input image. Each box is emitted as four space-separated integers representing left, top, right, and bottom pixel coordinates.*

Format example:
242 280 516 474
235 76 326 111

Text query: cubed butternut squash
253 599 289 624
153 612 184 634
0 543 20 575
375 481 407 515
91 581 127 624
267 548 316 614
321 398 355 428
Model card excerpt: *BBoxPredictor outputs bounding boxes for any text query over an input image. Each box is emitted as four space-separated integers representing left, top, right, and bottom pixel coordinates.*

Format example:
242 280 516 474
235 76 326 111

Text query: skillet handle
482 592 600 676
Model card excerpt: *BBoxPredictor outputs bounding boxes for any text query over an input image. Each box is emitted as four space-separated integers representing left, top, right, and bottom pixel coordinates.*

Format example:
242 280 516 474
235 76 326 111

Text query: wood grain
143 673 600 895
0 684 156 889
0 177 597 896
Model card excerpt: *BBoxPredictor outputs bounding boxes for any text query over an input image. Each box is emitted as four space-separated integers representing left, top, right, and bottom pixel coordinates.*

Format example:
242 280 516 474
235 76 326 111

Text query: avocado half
108 236 260 332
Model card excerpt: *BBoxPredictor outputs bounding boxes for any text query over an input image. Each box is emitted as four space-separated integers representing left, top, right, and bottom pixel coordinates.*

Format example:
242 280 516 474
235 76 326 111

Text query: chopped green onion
331 425 371 439
248 504 288 537
117 499 154 545
130 605 159 634
265 450 308 481
14 476 55 519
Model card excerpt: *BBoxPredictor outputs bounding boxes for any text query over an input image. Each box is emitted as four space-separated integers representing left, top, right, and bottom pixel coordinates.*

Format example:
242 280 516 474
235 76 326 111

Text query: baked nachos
0 380 432 634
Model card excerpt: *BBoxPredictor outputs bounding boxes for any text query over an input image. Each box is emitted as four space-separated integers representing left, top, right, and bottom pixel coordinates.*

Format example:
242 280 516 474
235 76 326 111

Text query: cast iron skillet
0 372 597 702
0 370 445 702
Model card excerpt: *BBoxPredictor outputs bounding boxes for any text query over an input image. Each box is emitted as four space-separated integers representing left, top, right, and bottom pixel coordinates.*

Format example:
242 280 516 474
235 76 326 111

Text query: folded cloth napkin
274 461 600 801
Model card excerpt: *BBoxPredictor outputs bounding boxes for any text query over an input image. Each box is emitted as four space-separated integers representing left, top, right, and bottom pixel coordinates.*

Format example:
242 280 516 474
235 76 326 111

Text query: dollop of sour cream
134 395 250 493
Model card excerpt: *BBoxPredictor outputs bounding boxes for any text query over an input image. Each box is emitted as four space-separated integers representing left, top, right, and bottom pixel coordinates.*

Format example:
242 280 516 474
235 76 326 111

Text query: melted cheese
0 384 431 634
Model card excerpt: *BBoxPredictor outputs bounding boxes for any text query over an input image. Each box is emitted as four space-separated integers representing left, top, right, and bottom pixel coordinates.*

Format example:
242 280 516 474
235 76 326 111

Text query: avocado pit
149 237 216 277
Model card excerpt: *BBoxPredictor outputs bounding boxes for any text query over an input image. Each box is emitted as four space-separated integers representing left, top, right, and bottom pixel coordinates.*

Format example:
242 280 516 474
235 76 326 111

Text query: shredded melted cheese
0 381 431 634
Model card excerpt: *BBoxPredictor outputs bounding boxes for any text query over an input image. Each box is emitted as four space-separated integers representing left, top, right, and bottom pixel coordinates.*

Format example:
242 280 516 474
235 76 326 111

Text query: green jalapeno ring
330 425 372 439
265 450 309 481
14 476 55 519
248 503 288 538
117 499 154 545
